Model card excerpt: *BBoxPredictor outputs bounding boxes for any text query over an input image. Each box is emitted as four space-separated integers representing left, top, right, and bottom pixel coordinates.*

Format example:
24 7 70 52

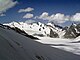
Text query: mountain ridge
3 22 80 39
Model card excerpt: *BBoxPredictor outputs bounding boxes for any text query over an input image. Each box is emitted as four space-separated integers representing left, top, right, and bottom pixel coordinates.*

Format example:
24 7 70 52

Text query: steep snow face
0 25 80 60
76 36 80 40
74 36 80 42
4 22 65 38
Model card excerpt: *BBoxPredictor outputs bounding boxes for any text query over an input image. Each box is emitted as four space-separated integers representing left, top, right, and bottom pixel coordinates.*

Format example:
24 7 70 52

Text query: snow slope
35 36 80 55
0 26 80 60
75 36 80 41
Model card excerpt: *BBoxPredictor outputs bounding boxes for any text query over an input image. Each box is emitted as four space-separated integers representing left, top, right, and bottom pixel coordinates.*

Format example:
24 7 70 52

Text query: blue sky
0 0 80 26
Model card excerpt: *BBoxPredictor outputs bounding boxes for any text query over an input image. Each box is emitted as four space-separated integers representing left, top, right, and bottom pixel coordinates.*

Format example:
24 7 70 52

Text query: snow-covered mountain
0 23 39 40
3 22 80 39
1 23 80 60
4 21 65 38
64 23 80 38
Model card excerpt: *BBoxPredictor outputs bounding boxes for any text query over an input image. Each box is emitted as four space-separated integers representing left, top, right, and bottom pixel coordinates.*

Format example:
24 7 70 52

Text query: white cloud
18 7 34 13
39 12 49 19
35 12 69 23
0 13 6 16
25 20 35 23
23 13 33 19
51 13 69 23
35 12 50 20
71 13 80 22
0 0 18 14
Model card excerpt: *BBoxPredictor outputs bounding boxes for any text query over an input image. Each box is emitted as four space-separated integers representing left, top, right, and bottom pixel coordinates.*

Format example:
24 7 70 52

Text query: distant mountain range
3 21 80 39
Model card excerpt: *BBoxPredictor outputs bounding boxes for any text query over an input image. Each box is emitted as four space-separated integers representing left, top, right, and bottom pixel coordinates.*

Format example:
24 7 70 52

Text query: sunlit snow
35 36 80 55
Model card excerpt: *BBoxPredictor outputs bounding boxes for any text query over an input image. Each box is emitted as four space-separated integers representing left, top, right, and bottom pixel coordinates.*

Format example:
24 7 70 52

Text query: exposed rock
64 23 80 39
39 28 41 31
50 29 59 38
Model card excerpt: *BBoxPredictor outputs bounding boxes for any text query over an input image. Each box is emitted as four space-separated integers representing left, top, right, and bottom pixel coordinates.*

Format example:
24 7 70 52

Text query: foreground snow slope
0 27 80 60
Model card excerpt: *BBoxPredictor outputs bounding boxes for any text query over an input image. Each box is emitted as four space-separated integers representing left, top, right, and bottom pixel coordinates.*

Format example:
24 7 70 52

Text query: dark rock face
36 22 39 25
62 26 68 31
50 29 59 38
76 33 80 37
42 27 45 29
64 23 80 39
39 28 41 31
76 24 80 32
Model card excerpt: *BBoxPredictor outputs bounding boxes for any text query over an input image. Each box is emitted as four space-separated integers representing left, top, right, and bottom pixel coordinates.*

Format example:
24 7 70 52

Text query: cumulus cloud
71 13 80 21
39 12 49 19
0 0 18 14
35 12 69 23
23 13 33 19
51 13 70 23
0 13 6 16
25 20 35 23
35 12 50 20
18 7 34 13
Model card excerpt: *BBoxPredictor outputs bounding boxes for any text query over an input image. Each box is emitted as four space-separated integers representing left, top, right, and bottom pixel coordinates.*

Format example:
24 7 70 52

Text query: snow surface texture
0 26 80 60
35 36 80 55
